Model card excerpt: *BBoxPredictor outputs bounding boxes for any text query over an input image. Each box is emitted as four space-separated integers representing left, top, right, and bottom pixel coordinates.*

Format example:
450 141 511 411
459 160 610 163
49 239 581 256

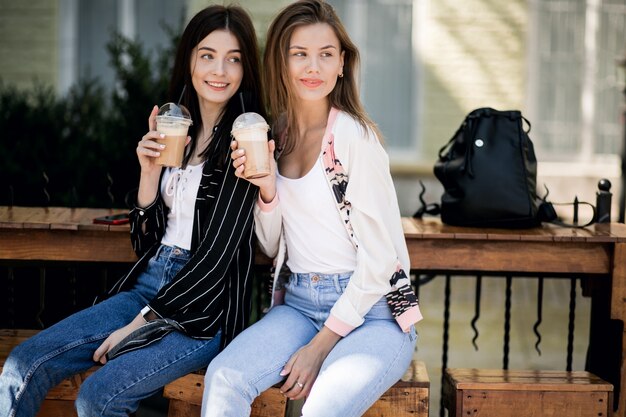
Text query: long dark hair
264 0 380 154
168 5 265 167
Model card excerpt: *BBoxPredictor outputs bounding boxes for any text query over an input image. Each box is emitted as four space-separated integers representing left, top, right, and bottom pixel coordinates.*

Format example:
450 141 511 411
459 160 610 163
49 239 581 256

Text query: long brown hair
264 0 381 154
168 5 265 167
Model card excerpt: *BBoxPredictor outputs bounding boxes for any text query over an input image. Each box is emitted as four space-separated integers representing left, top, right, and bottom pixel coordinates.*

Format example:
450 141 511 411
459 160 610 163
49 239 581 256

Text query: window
528 0 626 160
58 0 186 94
328 0 419 161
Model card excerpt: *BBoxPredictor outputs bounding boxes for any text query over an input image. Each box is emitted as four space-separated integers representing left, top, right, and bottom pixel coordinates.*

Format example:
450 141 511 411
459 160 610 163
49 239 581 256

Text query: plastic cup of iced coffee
231 112 270 179
155 103 192 168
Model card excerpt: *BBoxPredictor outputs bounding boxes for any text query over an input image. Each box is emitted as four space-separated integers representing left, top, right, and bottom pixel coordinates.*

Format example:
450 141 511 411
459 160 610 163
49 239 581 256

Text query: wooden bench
0 329 101 417
164 372 288 417
163 359 429 417
442 368 613 417
2 329 429 417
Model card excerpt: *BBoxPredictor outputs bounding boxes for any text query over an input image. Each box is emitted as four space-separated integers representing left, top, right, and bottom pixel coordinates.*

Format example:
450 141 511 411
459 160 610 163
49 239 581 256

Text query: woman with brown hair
202 1 422 416
0 5 265 416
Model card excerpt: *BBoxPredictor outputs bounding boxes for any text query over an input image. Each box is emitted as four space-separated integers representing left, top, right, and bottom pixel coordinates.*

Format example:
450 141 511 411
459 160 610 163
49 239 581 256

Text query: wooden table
1 207 625 416
0 206 136 263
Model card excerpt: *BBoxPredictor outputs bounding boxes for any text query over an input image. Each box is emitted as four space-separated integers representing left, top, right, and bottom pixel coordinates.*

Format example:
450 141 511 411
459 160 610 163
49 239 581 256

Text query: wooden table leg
610 243 626 417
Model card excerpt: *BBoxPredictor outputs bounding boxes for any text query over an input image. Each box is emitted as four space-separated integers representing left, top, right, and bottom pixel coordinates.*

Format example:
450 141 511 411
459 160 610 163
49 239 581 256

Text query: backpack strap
541 200 596 228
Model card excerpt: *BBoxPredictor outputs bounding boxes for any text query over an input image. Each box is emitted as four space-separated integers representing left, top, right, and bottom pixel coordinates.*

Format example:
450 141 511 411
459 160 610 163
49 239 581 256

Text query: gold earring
338 73 344 78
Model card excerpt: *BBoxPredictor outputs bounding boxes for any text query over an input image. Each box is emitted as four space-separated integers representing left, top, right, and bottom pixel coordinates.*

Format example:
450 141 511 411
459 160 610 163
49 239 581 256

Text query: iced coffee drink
155 103 192 168
231 112 270 179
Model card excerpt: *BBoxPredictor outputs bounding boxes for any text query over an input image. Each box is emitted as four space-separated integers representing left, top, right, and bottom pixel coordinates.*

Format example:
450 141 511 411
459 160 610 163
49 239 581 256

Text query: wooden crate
163 359 429 417
443 368 613 417
163 372 287 417
363 359 429 417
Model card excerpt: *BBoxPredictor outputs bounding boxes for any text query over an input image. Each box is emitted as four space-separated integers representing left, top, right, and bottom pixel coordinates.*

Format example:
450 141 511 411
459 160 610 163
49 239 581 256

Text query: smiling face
288 23 344 105
190 29 243 111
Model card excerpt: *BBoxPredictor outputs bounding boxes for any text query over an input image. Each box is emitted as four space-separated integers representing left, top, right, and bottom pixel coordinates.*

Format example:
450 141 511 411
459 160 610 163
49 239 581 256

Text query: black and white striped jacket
97 153 258 352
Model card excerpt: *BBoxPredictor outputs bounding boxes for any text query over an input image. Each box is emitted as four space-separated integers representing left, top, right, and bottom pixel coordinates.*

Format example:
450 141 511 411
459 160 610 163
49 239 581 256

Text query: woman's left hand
92 314 145 364
279 326 341 400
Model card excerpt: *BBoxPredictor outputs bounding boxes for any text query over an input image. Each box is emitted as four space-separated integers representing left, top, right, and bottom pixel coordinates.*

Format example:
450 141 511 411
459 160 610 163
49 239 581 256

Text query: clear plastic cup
231 112 270 179
155 103 193 168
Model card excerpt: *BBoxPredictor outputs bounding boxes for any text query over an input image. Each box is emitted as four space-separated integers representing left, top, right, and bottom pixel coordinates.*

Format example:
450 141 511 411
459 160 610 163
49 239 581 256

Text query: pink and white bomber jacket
254 107 423 337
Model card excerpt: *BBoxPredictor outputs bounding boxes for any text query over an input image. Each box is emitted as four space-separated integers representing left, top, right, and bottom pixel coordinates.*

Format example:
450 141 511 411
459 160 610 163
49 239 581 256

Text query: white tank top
160 163 204 250
277 157 357 273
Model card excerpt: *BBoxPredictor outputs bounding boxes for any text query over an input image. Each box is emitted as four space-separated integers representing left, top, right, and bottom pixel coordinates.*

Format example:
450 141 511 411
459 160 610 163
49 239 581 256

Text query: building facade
1 0 624 216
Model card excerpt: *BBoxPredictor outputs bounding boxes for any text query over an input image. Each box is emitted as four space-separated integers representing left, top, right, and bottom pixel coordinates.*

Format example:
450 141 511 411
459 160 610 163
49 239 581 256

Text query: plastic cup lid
156 102 192 125
232 112 269 131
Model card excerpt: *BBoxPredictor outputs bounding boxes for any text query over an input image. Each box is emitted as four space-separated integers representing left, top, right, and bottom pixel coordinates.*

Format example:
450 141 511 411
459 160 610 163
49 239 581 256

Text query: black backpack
432 108 556 228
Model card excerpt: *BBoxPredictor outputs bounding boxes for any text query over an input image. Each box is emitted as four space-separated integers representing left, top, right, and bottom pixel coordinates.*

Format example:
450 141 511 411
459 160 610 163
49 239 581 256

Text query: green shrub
0 29 178 208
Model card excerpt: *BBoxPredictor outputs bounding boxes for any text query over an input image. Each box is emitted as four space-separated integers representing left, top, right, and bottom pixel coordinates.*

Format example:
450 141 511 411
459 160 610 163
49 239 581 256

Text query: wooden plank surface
1 207 623 267
406 239 611 274
163 372 205 405
443 368 613 417
37 401 79 417
4 207 625 242
395 358 430 388
164 360 428 417
458 390 609 417
363 360 429 417
0 207 134 262
163 372 287 416
445 368 614 391
403 217 626 243
0 328 38 366
0 229 136 263
0 206 130 231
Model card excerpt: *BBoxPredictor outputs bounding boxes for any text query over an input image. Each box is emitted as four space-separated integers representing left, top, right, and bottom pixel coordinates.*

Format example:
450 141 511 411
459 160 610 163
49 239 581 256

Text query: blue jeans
202 272 417 417
0 245 222 417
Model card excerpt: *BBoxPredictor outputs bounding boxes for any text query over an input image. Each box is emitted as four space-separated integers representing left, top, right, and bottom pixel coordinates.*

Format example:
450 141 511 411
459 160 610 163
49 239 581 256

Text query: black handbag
433 107 551 228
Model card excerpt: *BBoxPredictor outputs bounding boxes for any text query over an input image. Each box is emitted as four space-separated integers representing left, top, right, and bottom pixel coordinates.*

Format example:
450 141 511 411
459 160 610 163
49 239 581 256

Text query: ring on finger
296 381 304 389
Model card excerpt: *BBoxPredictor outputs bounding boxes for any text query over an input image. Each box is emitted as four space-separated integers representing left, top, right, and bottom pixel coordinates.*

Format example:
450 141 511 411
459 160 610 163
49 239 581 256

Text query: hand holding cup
137 105 192 174
231 112 270 179
154 103 193 168
231 139 277 204
136 106 164 174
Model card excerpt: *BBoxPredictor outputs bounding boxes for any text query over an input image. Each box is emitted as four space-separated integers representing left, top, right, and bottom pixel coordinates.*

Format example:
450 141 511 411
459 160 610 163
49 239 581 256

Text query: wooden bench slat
163 370 288 417
45 369 99 401
362 359 429 417
167 390 288 417
443 368 613 417
163 373 205 405
446 368 613 391
37 400 80 417
250 388 289 417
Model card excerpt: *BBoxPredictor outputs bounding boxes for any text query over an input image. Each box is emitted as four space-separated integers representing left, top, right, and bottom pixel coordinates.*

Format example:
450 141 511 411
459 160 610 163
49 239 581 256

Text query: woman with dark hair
202 1 422 416
0 5 265 417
